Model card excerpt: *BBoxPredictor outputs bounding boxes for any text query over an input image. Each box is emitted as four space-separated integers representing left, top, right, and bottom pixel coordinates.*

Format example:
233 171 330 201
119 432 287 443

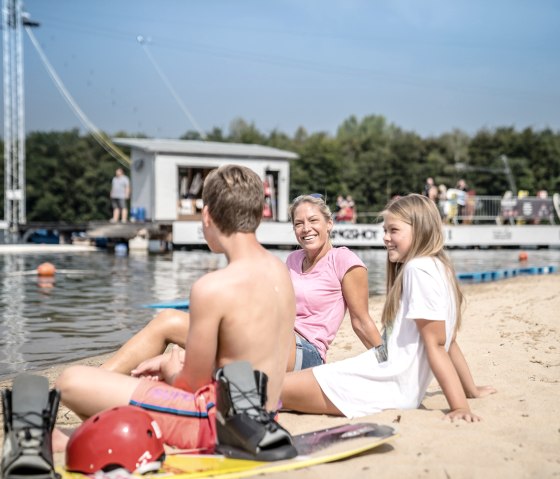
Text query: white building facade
113 138 298 223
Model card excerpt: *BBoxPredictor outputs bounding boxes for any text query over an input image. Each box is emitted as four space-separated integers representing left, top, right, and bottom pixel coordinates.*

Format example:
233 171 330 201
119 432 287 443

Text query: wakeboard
141 299 190 310
57 422 397 479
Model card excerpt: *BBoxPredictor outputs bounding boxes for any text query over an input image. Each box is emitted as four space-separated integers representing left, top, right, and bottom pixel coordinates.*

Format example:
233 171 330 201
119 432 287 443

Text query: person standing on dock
110 168 130 223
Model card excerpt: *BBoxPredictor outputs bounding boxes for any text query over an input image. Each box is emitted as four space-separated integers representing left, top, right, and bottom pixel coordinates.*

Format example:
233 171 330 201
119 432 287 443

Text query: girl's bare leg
101 309 191 374
281 368 343 415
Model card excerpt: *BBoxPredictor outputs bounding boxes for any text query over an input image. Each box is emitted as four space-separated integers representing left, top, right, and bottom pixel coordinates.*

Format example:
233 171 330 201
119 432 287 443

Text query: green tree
290 132 342 208
228 118 266 144
336 115 397 218
25 129 121 222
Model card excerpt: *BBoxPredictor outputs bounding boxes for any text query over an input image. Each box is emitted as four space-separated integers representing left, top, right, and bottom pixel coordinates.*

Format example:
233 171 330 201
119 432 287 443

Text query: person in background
101 195 386 377
345 195 357 223
455 179 468 222
281 194 496 422
423 177 434 197
110 168 130 223
438 184 450 222
427 185 439 203
335 195 356 223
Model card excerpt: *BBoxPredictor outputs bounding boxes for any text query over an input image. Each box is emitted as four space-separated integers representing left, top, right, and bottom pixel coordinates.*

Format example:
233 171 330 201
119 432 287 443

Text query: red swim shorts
130 379 216 452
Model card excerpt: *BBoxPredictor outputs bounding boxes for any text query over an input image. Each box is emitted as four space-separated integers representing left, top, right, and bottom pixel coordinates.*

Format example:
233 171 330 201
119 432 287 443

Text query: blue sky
7 0 560 139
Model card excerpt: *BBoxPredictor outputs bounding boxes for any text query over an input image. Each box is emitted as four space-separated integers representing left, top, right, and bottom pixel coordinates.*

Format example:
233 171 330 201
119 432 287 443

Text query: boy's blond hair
202 165 264 235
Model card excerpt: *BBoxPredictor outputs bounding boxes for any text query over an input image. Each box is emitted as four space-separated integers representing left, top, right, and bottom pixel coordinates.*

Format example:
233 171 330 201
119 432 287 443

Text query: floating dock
456 265 558 283
173 221 560 249
4 221 560 251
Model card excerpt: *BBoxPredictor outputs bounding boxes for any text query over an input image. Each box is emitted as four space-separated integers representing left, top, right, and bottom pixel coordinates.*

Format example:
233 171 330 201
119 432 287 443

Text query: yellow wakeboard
57 422 397 479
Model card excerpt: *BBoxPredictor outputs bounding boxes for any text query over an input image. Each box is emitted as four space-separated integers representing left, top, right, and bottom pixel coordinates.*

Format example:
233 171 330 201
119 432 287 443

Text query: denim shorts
294 333 324 371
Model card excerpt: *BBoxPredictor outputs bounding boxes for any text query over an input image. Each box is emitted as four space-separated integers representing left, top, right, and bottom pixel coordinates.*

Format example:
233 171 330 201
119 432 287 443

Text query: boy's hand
161 346 185 384
444 408 482 422
131 354 165 380
466 385 497 399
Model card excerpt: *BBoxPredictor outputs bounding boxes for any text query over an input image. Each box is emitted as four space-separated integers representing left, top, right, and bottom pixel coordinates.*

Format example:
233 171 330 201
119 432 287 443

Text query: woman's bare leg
281 368 343 415
101 309 191 374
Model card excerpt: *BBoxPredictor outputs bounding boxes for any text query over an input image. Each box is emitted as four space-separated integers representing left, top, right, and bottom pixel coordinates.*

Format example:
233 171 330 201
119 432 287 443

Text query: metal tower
2 0 37 232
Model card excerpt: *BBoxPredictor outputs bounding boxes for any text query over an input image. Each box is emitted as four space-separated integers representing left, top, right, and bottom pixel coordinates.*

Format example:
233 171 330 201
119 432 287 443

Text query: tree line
1 114 559 223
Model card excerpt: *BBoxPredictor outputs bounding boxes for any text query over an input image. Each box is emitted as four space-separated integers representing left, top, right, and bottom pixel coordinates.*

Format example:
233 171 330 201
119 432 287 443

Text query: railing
354 195 558 225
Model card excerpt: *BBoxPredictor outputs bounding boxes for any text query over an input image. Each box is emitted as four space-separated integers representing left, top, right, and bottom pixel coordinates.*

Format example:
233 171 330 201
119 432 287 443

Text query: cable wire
137 35 206 140
25 26 130 167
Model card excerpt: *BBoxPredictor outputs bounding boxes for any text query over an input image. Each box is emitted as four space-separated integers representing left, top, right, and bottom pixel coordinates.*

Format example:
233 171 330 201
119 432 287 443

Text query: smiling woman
286 194 386 368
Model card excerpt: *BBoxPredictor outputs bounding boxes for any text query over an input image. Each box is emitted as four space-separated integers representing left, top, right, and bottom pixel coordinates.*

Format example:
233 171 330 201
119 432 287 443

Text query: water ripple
1 248 559 379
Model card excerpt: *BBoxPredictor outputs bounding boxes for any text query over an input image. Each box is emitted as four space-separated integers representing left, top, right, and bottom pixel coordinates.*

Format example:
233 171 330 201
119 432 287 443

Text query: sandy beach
1 274 559 478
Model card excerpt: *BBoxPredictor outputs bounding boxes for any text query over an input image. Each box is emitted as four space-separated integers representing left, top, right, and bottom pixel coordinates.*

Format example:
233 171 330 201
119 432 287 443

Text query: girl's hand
466 385 497 399
444 408 482 422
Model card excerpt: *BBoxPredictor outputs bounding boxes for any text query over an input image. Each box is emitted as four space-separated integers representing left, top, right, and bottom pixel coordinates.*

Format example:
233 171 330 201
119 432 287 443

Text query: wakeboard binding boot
215 361 297 461
1 374 61 479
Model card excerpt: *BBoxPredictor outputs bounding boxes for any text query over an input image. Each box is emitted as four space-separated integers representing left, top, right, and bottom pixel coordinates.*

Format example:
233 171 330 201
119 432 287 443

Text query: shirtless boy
54 164 296 452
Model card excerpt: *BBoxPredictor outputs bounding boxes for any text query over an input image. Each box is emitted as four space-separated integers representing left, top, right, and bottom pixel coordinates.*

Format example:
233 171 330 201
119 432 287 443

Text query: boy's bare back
184 245 295 410
166 164 296 411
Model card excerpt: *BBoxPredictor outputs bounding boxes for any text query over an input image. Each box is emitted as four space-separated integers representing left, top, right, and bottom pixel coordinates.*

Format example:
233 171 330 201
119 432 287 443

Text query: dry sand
1 274 559 478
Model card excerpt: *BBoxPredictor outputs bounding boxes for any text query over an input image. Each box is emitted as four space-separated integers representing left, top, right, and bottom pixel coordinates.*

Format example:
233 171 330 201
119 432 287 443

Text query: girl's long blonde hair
381 194 464 330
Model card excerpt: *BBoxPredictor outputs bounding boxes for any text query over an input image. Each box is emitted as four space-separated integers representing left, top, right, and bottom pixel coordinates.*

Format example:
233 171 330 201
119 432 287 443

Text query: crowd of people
41 164 495 472
423 177 472 224
423 177 556 225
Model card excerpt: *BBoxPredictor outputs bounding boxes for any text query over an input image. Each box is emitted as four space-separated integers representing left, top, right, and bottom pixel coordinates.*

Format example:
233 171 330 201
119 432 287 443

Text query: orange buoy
37 262 56 277
518 251 528 262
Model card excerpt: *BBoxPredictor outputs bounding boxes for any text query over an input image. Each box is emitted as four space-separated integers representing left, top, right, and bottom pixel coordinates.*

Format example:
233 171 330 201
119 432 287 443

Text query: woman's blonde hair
380 194 464 330
288 194 333 224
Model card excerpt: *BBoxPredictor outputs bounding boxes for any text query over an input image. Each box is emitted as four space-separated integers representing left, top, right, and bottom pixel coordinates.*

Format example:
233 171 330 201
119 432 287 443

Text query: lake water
1 247 559 380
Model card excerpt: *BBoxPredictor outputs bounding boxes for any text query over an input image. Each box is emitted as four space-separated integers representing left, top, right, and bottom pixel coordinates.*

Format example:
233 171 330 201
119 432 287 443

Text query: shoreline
1 274 559 478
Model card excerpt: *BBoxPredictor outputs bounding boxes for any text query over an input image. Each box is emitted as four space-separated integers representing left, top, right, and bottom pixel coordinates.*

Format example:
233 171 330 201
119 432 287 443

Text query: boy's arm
448 340 497 398
172 279 220 391
415 319 481 422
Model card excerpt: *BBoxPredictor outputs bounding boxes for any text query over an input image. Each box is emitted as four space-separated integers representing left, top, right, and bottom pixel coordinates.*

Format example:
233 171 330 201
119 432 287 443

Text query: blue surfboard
141 299 190 310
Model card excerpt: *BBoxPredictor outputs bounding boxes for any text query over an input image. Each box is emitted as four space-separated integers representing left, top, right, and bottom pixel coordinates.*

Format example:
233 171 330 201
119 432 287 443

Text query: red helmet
66 406 165 474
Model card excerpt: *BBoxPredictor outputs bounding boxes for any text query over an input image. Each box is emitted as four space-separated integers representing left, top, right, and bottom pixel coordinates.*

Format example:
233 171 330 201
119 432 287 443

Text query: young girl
281 193 496 422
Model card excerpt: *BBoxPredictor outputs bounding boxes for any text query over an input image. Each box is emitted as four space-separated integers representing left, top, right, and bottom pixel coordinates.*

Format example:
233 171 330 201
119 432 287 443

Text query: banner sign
501 198 554 222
